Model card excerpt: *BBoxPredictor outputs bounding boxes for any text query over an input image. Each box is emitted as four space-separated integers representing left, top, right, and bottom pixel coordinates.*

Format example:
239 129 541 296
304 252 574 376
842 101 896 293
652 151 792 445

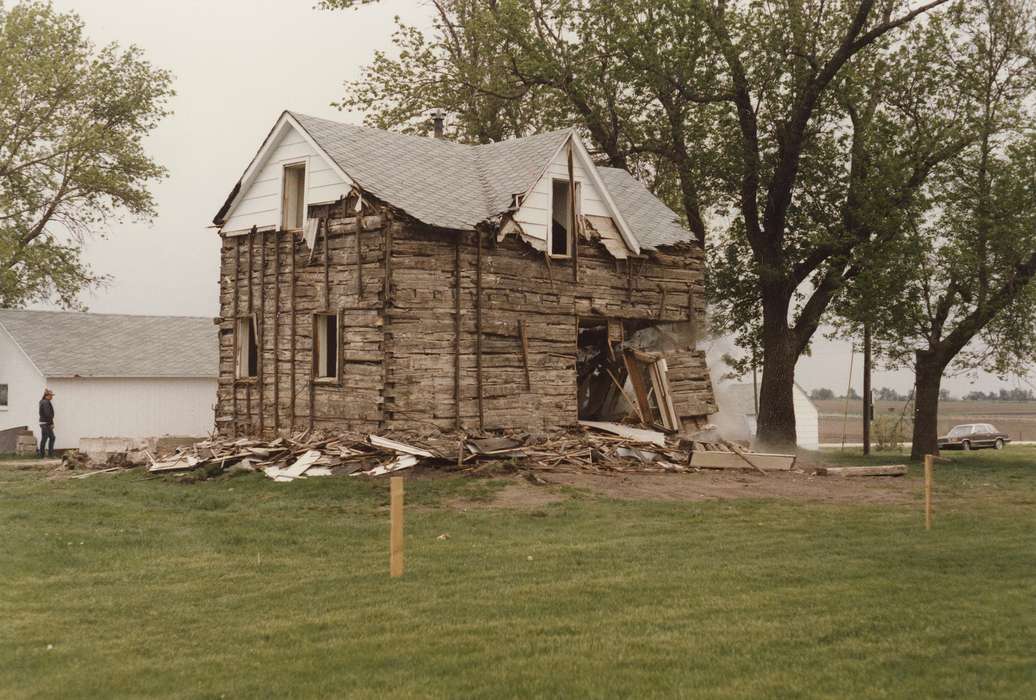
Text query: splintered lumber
361 454 418 477
369 435 434 457
148 454 201 473
690 450 795 471
719 438 767 476
815 465 907 477
579 420 667 447
281 449 322 478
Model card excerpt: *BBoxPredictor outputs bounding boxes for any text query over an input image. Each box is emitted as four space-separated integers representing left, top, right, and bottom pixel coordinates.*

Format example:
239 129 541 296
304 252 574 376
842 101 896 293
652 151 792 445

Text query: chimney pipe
431 110 446 139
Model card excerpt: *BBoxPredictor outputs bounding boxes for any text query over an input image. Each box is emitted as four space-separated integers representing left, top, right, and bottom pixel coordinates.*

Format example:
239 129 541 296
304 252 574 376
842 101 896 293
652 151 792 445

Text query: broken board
578 420 667 447
690 450 795 471
815 465 907 477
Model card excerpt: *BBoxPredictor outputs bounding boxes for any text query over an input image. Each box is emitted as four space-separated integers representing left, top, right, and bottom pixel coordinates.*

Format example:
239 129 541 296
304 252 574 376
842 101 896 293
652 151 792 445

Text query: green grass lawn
1 448 1034 698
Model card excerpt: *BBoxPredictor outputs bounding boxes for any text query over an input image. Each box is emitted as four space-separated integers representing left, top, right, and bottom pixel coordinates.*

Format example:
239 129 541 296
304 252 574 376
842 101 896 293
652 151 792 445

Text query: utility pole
863 322 872 455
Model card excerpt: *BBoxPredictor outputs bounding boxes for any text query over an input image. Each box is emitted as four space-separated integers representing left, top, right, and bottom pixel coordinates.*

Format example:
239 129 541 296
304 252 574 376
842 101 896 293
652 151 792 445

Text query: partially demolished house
212 111 716 437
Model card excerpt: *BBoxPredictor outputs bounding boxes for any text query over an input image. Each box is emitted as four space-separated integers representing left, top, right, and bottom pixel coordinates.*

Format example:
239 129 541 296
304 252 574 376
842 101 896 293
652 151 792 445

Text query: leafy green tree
0 1 173 308
326 0 955 450
810 387 835 401
846 0 1036 458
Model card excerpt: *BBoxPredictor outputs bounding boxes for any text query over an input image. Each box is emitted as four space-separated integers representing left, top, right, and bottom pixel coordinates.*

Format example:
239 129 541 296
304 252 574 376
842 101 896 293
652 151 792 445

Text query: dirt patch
459 468 918 507
449 480 569 510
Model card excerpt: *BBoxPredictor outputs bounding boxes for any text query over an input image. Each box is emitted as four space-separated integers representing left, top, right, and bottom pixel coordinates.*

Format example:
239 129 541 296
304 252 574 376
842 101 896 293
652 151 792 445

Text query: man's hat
43 388 54 397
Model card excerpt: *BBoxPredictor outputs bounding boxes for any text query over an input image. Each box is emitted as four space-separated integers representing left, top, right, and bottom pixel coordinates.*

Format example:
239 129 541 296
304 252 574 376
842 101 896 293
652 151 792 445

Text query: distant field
815 399 1036 443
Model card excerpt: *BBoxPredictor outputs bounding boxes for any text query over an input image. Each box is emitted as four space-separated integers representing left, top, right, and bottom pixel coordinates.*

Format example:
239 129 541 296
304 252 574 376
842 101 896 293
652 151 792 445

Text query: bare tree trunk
910 349 945 461
756 294 798 450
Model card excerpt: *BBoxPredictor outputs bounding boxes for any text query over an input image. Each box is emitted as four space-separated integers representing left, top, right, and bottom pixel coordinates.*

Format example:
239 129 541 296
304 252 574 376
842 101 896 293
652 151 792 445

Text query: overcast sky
46 0 1034 398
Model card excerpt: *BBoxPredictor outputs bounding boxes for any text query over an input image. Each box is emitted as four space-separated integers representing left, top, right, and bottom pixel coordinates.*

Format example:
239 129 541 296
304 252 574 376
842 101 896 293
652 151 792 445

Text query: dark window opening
282 163 306 230
551 179 579 257
237 317 258 378
314 313 339 380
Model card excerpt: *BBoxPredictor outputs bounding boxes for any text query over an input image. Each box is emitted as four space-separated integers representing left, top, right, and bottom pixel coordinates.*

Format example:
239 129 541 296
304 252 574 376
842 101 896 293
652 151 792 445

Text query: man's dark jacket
39 399 54 425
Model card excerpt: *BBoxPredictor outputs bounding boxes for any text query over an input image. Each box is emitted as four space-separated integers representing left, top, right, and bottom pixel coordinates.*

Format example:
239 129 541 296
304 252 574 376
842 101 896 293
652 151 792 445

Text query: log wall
216 207 716 436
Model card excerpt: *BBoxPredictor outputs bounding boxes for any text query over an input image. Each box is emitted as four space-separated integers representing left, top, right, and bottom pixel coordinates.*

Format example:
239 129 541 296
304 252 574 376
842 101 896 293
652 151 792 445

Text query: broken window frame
623 348 679 432
281 161 307 231
312 311 340 384
549 178 580 258
236 315 259 380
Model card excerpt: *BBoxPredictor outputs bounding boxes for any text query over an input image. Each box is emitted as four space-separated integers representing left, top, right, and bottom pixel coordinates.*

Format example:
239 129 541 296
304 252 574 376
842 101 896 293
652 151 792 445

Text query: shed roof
0 310 217 379
217 112 694 251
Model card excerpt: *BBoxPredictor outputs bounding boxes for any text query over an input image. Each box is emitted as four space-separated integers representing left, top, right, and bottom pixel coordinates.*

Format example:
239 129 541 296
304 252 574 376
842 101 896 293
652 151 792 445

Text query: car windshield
948 426 972 437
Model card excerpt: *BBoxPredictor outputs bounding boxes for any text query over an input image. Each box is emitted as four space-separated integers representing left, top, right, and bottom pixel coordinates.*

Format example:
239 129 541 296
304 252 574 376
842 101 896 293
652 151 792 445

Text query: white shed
716 381 820 451
0 310 217 451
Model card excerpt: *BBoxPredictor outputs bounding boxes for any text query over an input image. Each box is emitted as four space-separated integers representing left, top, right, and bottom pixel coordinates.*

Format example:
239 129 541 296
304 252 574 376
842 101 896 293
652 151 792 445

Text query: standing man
38 389 55 458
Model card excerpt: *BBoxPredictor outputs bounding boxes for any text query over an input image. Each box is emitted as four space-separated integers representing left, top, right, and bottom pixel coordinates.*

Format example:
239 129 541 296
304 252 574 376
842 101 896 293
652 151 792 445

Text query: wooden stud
273 231 280 433
924 454 933 530
231 235 240 438
518 320 531 390
568 142 578 282
382 214 394 429
475 229 484 429
454 236 462 429
323 218 330 309
390 476 404 577
246 230 254 432
290 232 297 430
356 208 364 298
258 229 266 436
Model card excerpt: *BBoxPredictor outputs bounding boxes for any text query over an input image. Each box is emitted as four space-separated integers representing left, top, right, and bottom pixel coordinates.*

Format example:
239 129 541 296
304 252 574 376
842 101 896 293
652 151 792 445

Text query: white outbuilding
0 310 217 451
716 381 820 451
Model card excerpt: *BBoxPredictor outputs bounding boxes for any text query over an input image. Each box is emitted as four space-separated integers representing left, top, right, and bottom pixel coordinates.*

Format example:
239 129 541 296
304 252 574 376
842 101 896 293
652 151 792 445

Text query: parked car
937 424 1011 451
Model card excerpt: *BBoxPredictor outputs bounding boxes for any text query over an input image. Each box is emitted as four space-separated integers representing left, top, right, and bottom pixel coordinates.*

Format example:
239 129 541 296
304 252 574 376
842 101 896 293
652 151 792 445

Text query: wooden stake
390 476 404 577
924 454 933 530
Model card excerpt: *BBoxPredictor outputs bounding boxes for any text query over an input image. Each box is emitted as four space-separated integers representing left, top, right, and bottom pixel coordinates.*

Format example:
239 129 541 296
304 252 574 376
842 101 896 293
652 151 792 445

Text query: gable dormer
216 113 352 235
504 134 639 258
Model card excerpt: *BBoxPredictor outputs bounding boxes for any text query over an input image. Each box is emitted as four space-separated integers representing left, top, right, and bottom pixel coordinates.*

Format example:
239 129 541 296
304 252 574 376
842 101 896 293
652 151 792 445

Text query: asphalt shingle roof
597 167 692 251
0 310 217 378
286 112 693 250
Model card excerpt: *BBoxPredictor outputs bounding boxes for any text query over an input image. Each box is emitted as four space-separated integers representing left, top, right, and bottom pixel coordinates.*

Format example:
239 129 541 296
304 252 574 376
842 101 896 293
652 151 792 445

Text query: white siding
221 124 349 233
44 377 217 449
0 328 47 446
793 385 820 451
512 142 616 249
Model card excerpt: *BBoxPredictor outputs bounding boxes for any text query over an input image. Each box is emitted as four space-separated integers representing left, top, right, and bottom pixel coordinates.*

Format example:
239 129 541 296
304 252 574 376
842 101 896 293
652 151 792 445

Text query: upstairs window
282 163 306 231
551 179 579 257
236 316 258 378
0 383 8 409
314 313 339 380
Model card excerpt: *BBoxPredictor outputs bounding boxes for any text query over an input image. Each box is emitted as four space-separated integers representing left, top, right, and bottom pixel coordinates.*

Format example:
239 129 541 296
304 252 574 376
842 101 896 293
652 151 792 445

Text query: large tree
328 0 957 449
841 0 1036 459
0 1 173 308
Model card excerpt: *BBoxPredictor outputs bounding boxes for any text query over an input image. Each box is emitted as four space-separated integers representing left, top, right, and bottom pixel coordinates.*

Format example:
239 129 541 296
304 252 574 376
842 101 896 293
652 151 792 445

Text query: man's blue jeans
39 425 55 458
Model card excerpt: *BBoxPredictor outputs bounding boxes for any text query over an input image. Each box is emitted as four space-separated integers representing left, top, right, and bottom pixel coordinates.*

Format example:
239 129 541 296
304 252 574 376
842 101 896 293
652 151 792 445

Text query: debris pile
54 421 807 481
